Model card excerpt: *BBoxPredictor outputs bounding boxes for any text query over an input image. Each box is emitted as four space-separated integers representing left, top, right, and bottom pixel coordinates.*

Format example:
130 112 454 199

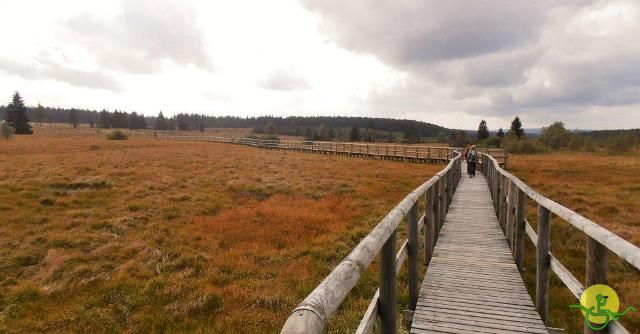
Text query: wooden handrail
157 135 508 165
480 153 639 334
280 152 462 334
481 153 640 270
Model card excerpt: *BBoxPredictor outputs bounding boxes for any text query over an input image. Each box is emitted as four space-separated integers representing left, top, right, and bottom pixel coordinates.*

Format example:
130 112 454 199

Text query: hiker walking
463 144 471 176
467 144 478 178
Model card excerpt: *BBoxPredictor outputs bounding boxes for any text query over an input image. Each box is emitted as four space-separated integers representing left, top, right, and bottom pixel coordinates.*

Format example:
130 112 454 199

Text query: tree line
0 92 453 142
2 91 638 152
469 116 639 154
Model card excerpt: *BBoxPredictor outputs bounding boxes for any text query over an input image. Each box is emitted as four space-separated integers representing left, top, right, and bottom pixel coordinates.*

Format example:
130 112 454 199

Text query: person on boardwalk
467 144 478 178
463 144 471 176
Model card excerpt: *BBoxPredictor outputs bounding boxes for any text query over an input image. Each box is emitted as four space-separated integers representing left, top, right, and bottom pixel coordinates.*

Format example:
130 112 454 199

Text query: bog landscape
1 1 640 334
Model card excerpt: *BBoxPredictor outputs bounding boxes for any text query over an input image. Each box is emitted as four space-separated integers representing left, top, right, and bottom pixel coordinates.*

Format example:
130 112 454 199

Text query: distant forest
1 103 639 148
0 104 453 143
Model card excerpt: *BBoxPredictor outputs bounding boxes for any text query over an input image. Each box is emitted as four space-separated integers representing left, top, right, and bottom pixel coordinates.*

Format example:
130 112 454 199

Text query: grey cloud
304 0 640 127
0 57 123 92
64 0 212 73
259 68 311 91
303 0 548 66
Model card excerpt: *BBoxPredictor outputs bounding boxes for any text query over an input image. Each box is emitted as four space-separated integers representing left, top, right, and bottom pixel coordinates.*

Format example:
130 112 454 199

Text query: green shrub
479 137 502 148
107 130 128 140
502 135 544 154
0 121 15 140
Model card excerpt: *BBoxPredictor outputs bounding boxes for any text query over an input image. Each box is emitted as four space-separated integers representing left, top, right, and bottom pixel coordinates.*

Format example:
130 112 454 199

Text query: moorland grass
0 130 440 333
510 151 640 333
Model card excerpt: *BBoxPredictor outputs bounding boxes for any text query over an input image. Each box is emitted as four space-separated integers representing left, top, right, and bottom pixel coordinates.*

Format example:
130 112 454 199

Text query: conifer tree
477 120 489 140
69 108 79 128
4 92 32 134
155 112 168 130
0 120 15 140
497 128 505 138
510 116 525 139
35 103 44 125
350 126 360 142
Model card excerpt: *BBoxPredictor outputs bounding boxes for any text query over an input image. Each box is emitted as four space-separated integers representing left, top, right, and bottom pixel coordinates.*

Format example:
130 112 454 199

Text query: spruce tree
477 120 489 141
510 116 525 139
69 108 79 128
35 103 44 125
497 128 505 138
0 121 15 140
155 112 168 130
350 126 360 142
4 92 32 134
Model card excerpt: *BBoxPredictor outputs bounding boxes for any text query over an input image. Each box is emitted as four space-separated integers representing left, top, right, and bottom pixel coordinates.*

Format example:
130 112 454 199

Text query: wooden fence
280 151 463 333
481 153 640 334
160 135 507 166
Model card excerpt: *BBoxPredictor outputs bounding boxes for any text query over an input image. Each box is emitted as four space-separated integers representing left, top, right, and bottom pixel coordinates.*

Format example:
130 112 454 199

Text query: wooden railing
160 135 508 166
481 153 640 334
280 151 462 334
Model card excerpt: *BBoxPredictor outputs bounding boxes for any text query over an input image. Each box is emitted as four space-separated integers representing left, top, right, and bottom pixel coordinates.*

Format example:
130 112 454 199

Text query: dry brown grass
0 130 440 333
510 151 640 333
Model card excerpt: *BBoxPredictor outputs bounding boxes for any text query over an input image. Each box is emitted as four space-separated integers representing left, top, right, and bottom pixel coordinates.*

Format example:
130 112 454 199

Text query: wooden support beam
407 203 419 311
515 188 526 270
536 205 551 324
585 237 609 334
380 231 397 334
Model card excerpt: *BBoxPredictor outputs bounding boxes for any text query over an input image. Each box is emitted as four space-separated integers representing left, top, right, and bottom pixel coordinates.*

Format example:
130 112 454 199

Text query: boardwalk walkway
411 169 548 334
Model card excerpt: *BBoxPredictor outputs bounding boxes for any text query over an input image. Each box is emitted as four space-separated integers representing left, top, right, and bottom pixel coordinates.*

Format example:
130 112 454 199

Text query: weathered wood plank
411 169 547 334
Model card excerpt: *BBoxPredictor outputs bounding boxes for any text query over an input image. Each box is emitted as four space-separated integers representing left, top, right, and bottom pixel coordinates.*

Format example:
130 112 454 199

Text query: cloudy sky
0 0 638 129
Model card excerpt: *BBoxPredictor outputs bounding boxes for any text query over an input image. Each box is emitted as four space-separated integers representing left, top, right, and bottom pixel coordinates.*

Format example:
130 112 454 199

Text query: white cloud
0 0 638 129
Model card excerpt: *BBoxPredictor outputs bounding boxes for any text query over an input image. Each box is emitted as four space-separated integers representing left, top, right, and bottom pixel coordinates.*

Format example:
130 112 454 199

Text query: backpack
468 150 477 162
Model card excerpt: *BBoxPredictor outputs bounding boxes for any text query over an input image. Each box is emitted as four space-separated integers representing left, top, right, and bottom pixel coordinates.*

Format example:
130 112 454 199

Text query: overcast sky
1 0 638 130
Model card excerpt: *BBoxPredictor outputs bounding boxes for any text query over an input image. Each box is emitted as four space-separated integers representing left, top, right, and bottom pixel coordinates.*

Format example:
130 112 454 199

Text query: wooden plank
411 168 547 334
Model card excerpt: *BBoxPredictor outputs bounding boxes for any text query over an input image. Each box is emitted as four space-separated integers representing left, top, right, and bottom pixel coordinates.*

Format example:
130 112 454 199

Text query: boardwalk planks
410 169 548 334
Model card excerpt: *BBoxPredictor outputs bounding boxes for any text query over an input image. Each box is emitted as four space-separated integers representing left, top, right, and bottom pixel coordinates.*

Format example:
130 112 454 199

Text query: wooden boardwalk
411 169 548 334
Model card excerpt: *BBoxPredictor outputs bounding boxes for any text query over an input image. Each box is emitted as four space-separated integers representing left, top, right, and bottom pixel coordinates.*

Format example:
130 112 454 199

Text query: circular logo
579 284 620 325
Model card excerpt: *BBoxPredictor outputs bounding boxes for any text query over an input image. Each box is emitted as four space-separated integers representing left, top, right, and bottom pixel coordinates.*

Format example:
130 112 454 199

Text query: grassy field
509 151 640 333
0 130 442 333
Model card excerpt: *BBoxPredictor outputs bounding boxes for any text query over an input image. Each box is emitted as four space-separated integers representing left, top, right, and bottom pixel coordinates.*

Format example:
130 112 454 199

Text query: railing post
445 171 452 208
515 188 526 270
433 179 441 241
493 167 500 214
499 176 507 230
424 186 434 265
506 179 516 249
586 237 608 334
439 177 446 230
380 231 397 334
408 202 419 311
536 205 551 324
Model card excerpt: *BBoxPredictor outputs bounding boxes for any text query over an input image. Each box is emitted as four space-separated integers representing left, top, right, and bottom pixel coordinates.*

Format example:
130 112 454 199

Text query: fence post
408 203 419 311
433 179 441 242
536 205 551 324
493 168 500 214
439 177 446 229
380 231 397 334
498 176 507 230
515 189 526 270
506 179 516 249
424 186 434 265
585 237 608 334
